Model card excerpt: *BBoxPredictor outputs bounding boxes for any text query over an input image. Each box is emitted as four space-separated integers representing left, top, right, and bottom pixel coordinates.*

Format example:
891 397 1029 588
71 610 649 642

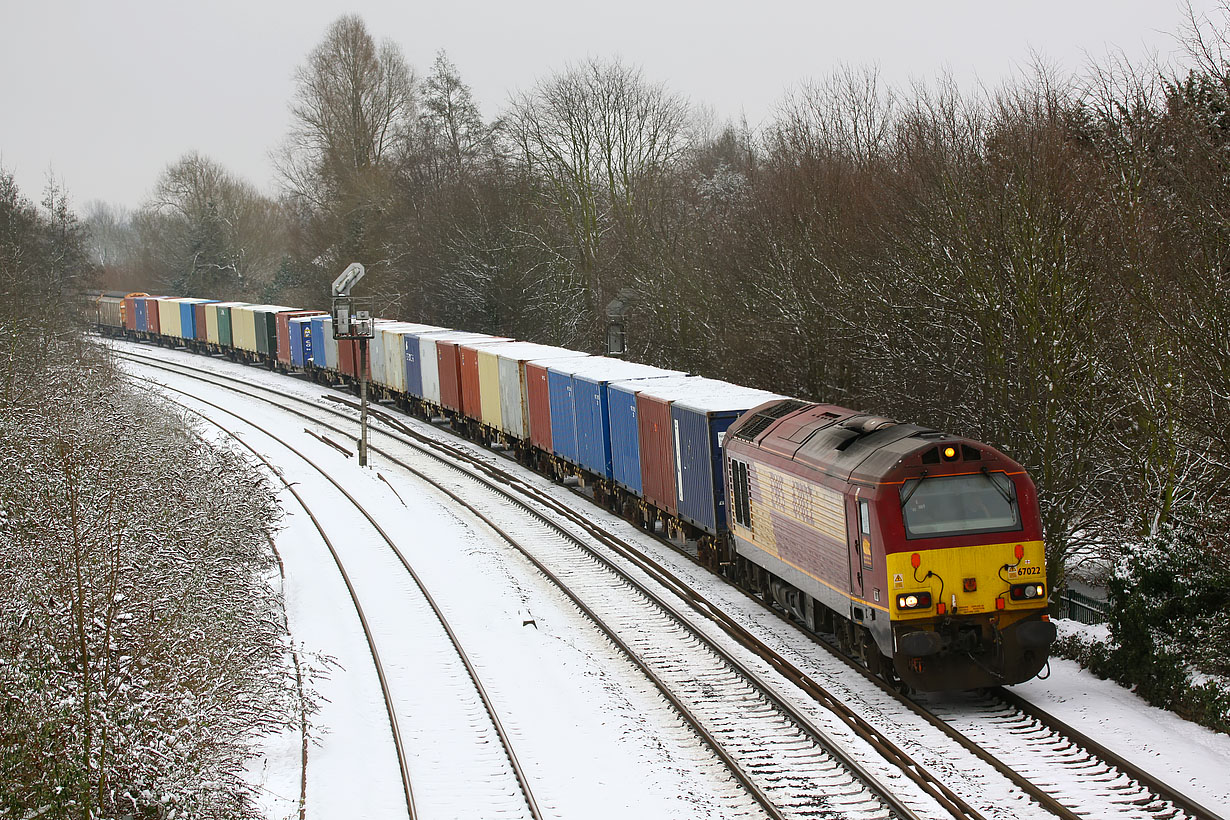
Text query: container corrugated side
289 317 311 367
322 318 339 371
608 375 698 495
671 387 785 535
546 368 577 462
204 303 222 344
158 298 183 339
310 316 331 368
568 358 683 479
218 304 242 348
526 362 554 451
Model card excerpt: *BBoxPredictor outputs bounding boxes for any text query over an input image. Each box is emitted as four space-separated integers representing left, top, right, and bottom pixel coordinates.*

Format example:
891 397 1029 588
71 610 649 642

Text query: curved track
117 346 933 820
145 378 544 820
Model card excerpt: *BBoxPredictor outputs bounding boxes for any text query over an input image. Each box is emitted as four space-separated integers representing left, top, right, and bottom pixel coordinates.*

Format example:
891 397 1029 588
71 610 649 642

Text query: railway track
111 340 1225 820
144 380 545 820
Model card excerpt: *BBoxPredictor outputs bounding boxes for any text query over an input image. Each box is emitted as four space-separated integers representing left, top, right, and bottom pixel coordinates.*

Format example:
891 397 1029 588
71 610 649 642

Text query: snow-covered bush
1054 514 1230 734
0 334 302 819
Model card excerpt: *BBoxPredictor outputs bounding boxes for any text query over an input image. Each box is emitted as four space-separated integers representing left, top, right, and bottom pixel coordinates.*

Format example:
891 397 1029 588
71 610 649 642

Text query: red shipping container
457 338 512 420
526 361 554 451
338 338 373 379
145 297 162 335
276 310 325 364
192 302 206 341
637 391 680 515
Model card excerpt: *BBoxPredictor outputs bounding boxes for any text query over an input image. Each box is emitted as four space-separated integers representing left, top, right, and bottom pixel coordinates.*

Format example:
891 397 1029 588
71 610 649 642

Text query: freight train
90 291 1057 691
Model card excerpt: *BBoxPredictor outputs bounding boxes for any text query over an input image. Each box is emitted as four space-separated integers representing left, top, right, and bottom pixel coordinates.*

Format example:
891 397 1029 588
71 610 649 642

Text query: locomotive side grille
731 399 809 442
732 414 775 441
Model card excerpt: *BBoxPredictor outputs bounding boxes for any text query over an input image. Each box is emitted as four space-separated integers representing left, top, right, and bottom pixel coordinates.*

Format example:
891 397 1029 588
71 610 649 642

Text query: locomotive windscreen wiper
900 471 928 507
980 467 1013 503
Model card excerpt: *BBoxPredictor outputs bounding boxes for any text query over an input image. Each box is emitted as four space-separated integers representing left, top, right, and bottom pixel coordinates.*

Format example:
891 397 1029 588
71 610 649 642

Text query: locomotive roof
727 399 1015 484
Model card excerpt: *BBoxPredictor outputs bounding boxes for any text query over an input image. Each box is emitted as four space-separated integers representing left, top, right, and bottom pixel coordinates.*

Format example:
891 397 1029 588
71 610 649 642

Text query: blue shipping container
547 369 578 463
134 298 148 332
179 301 195 339
606 383 641 491
558 358 683 476
671 388 783 535
310 316 329 367
290 317 312 367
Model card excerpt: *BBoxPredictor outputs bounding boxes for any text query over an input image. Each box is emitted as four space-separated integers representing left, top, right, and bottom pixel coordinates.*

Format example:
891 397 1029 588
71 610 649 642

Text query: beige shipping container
376 322 442 393
232 304 268 352
157 298 185 339
478 342 588 438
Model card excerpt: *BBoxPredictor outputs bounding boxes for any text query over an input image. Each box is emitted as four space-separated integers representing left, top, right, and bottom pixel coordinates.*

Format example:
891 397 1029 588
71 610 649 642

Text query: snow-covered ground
119 348 756 820
1014 643 1230 813
113 340 1230 818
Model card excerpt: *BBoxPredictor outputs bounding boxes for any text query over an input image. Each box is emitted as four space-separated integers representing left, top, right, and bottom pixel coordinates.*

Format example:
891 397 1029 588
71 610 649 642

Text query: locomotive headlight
1009 583 1046 602
896 592 932 611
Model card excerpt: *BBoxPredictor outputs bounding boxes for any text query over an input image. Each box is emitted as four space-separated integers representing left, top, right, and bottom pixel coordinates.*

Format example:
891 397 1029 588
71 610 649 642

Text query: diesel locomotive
723 401 1056 691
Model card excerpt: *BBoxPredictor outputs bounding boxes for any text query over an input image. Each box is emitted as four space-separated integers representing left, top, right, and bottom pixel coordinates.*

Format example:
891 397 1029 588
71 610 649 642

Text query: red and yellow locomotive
723 400 1056 691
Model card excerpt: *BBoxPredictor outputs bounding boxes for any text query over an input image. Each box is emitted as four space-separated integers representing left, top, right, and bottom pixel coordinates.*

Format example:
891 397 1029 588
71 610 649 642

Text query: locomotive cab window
900 472 1020 539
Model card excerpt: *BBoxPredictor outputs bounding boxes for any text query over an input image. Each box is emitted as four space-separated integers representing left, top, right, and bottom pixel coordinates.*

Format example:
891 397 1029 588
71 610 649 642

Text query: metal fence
1058 588 1108 625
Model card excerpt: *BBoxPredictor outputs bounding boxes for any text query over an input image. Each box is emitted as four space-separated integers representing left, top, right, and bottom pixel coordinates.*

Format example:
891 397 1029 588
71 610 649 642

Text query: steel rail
147 391 418 820
133 376 544 820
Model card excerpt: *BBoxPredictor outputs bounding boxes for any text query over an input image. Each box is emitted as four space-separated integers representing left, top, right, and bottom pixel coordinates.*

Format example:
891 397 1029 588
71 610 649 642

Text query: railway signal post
331 262 374 466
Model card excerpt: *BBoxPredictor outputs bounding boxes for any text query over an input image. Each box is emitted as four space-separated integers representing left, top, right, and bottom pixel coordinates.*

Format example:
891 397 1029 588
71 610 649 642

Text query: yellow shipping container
477 347 503 430
157 298 184 339
232 304 262 352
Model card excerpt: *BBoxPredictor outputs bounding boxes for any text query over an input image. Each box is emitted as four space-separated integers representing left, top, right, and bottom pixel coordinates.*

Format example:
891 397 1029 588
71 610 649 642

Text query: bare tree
136 153 287 298
419 50 489 182
278 14 416 208
502 58 690 340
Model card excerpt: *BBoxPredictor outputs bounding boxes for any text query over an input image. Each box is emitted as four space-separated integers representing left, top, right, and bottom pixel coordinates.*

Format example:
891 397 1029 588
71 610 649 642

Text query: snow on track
119 348 757 820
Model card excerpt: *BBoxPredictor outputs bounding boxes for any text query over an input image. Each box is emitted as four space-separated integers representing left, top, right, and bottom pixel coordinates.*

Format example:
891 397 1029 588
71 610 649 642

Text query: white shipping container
321 316 339 372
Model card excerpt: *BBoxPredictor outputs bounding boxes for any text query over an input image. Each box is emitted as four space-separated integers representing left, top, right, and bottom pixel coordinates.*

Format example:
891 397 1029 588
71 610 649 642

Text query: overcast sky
0 0 1221 212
